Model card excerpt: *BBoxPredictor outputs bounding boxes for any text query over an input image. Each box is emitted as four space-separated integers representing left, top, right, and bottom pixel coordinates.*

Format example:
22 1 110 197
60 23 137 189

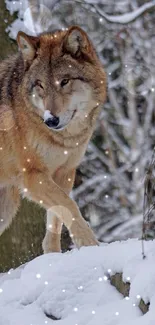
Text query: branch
93 1 155 24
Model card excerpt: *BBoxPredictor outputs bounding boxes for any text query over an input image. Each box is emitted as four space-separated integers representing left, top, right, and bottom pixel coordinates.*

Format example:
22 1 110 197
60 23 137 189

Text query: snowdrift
0 239 155 325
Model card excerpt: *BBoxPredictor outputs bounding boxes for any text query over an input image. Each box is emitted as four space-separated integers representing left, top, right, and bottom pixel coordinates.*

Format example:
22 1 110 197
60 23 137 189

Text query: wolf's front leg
43 168 75 253
24 170 99 250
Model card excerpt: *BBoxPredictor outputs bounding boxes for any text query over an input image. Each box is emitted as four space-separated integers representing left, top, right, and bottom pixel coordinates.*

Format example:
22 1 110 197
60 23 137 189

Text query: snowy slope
0 239 155 325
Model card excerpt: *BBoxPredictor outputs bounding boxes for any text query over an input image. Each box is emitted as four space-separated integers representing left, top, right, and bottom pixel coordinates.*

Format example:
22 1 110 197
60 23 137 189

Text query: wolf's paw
73 235 99 249
70 219 99 249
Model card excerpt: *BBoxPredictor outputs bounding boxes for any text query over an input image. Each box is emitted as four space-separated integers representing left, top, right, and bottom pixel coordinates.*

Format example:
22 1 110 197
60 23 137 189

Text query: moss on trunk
0 1 17 60
0 1 46 272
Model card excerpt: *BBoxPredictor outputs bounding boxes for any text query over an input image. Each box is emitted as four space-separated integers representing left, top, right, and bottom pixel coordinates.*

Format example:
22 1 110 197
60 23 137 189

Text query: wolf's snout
45 116 60 128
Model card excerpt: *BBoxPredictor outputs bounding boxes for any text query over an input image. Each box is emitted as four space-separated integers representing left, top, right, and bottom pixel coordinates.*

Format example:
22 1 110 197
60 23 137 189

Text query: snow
5 0 41 38
0 239 155 324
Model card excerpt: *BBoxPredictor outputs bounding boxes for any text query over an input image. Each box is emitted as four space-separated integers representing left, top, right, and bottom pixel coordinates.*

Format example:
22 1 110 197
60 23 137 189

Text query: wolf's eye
36 80 44 89
61 79 70 87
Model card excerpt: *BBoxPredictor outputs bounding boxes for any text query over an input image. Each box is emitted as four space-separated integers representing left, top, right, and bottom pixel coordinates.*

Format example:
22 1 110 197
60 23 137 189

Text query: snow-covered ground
0 239 155 325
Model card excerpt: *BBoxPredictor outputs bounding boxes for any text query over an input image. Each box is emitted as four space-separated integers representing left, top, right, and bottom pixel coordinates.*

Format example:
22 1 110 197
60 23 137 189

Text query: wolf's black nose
45 116 59 128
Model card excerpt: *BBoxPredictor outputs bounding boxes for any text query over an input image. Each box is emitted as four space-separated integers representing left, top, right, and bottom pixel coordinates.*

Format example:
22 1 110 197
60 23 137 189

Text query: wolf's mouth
55 109 77 130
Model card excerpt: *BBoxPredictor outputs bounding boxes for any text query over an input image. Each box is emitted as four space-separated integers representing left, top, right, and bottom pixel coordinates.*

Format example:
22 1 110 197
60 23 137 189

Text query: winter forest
0 1 155 324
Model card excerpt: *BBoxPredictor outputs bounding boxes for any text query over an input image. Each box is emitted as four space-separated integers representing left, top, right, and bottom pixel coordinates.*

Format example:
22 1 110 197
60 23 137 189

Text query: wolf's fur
0 26 106 252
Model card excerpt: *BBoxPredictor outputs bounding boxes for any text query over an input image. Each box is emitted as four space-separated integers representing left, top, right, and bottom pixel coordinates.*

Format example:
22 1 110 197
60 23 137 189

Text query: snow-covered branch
93 1 155 24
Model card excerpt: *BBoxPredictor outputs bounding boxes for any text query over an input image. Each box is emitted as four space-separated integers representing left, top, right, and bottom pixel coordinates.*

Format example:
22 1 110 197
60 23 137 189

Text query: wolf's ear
17 32 39 61
63 26 91 56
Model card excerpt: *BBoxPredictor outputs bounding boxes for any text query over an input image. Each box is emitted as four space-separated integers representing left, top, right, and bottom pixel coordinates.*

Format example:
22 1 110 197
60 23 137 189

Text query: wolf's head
17 26 106 131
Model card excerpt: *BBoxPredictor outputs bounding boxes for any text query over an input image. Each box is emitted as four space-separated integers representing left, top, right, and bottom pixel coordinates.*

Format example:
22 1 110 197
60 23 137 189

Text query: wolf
0 26 106 253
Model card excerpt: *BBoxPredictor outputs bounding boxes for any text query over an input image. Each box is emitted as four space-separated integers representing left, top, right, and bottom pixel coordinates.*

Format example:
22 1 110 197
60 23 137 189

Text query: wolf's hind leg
42 210 62 253
0 186 20 236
